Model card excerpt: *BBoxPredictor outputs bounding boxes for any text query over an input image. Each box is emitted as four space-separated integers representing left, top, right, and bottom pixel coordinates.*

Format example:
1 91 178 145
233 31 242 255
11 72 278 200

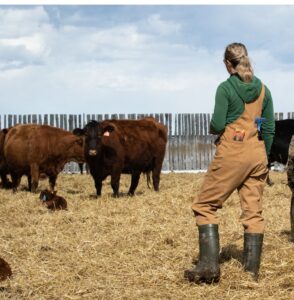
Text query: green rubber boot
184 224 220 284
243 233 263 281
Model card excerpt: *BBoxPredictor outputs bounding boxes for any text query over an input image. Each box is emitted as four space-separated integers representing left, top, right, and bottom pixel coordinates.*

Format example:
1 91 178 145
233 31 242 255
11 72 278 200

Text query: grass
0 171 293 299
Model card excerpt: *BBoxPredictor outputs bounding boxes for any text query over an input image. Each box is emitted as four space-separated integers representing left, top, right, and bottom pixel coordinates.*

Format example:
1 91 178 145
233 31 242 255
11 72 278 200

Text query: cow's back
102 118 167 153
100 118 167 171
4 124 79 172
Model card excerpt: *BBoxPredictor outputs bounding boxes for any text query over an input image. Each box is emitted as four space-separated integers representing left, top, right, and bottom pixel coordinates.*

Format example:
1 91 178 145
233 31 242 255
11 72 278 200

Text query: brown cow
4 124 84 192
0 128 12 189
74 117 167 197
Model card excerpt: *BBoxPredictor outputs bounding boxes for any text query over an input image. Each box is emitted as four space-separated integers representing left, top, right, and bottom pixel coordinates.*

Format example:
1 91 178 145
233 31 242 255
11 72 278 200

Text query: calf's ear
73 128 85 136
1 128 8 134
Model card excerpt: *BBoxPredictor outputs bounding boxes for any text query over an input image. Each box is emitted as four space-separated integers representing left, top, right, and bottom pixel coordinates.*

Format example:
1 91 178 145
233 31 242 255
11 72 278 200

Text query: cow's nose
89 149 97 156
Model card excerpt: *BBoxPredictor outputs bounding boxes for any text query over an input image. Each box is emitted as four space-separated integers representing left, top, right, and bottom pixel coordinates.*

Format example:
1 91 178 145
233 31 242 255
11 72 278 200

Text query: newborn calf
39 189 67 210
0 257 12 281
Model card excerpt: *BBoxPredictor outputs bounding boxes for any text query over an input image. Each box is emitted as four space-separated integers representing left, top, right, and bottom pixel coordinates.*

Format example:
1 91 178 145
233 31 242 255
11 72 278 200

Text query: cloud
0 6 49 38
0 5 293 116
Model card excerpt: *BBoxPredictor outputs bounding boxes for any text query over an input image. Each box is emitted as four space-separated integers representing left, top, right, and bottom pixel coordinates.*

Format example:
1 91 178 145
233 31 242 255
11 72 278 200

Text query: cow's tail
144 171 152 189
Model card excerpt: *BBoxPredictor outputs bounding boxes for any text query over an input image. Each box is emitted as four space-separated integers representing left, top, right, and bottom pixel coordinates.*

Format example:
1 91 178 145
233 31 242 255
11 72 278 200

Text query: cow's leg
11 172 21 193
30 163 39 193
128 172 141 196
110 169 121 198
94 177 103 197
152 157 164 191
27 174 32 191
49 175 57 192
78 163 83 174
0 172 11 189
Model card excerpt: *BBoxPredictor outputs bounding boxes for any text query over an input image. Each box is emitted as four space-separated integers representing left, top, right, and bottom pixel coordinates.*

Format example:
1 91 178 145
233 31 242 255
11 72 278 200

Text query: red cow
4 124 84 192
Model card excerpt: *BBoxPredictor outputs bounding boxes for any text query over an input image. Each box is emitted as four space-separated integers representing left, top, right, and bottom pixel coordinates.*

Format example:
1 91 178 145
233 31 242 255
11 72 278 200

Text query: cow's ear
73 128 85 136
1 128 8 134
104 125 115 133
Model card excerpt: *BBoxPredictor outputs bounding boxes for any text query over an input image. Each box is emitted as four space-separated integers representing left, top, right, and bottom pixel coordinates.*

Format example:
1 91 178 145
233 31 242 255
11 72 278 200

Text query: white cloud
146 14 181 36
0 6 49 38
0 5 293 117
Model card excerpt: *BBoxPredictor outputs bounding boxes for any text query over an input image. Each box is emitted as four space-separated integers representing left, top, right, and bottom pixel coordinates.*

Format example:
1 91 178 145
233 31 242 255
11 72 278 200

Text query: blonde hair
224 43 254 83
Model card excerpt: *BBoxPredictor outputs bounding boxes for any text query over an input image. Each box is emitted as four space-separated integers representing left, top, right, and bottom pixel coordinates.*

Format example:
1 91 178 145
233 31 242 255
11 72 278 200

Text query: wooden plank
78 114 82 128
167 114 172 171
203 114 208 135
55 114 59 128
64 114 68 130
82 113 85 127
8 115 12 127
73 115 78 129
195 114 200 136
68 115 74 131
200 113 204 136
50 114 54 126
60 114 64 129
32 114 37 124
44 114 48 125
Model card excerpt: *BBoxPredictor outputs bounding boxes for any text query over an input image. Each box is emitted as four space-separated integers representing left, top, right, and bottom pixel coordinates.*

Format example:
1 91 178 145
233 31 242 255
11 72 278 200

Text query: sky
0 4 294 115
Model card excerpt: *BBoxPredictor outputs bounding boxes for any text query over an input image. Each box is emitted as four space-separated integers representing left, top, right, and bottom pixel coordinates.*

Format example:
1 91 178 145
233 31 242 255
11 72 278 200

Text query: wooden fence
1 112 293 172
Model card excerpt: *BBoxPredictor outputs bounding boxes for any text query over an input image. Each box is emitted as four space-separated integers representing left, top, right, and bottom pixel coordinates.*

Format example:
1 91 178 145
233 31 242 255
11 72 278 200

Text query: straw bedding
0 171 293 299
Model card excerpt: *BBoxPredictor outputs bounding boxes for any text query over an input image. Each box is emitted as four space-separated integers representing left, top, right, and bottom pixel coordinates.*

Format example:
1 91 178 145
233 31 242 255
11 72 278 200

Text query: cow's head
74 120 115 157
0 128 8 156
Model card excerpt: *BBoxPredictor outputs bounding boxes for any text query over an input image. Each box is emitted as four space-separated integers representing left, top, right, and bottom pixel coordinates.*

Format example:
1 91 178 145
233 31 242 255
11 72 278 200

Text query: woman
184 43 275 283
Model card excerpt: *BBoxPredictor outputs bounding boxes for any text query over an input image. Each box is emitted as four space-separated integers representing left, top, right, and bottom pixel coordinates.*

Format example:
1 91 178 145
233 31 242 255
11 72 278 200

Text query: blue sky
0 5 294 115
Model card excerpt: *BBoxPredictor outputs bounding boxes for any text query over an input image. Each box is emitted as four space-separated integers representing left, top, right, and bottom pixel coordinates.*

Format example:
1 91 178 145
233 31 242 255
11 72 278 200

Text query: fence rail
1 112 293 171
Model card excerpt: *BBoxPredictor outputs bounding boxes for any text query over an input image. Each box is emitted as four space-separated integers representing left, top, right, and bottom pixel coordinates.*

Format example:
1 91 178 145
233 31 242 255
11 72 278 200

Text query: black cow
269 119 294 166
74 117 167 197
267 119 294 185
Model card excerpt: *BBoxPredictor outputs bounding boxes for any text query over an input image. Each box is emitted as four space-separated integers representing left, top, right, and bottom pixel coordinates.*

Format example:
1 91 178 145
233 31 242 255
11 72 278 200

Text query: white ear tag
103 131 110 137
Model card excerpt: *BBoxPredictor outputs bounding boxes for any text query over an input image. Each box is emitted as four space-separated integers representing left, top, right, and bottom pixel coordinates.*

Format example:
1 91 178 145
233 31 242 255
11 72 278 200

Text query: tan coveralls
192 85 268 233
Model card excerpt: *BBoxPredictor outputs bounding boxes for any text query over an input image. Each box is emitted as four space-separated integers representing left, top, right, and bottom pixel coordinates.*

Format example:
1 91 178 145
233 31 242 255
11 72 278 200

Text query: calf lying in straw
39 190 67 210
0 257 12 281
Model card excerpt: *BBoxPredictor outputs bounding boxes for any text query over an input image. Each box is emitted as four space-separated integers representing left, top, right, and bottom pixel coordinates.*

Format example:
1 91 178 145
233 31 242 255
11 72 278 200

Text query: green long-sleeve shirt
210 74 275 156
